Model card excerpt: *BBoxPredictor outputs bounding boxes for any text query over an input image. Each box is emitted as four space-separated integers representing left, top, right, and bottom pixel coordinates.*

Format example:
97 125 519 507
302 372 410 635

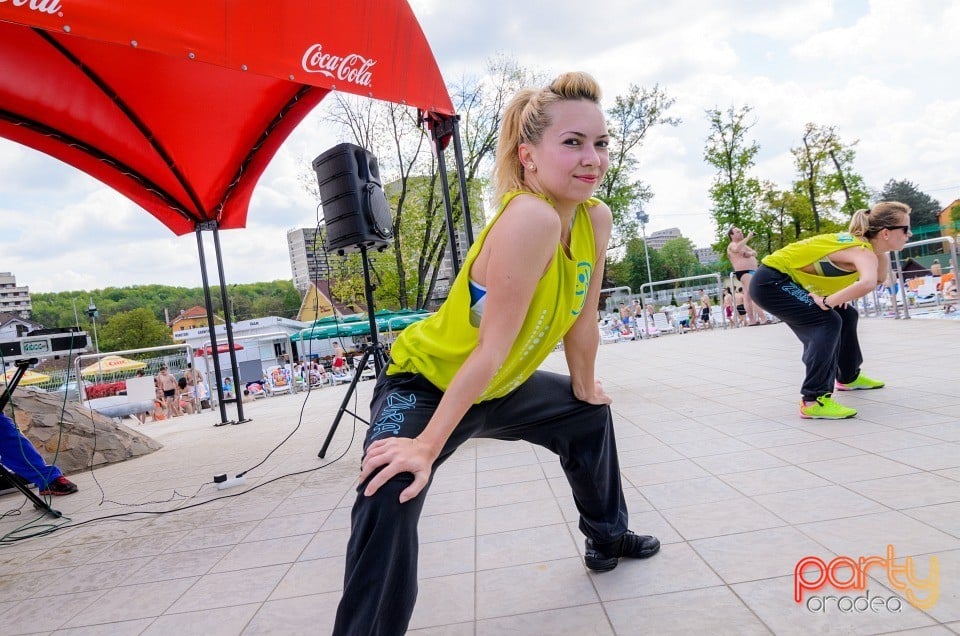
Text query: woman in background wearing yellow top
333 72 659 636
750 202 912 419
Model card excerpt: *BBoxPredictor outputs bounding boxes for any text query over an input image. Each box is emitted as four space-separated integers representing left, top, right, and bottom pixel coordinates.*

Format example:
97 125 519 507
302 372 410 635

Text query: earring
527 164 536 172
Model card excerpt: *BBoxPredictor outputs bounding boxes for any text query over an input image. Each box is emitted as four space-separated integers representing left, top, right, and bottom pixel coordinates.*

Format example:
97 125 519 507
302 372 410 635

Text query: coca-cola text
301 44 375 88
0 0 62 16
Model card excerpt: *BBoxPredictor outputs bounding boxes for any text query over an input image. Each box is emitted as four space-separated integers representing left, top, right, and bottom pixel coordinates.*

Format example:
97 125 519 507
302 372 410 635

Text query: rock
5 389 162 476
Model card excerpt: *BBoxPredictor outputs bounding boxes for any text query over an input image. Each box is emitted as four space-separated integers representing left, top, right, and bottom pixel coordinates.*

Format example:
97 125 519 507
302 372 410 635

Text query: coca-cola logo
0 0 63 16
301 44 375 88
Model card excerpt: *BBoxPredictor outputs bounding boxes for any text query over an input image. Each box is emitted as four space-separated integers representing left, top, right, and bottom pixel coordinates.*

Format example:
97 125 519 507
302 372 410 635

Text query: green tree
30 281 301 328
597 84 680 247
615 236 666 292
658 238 698 281
98 308 172 351
704 105 761 256
756 182 808 250
825 142 870 216
792 123 869 232
792 123 831 233
878 179 942 228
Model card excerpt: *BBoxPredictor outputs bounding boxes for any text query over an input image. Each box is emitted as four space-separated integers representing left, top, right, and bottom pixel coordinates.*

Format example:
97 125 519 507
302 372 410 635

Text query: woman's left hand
359 436 438 503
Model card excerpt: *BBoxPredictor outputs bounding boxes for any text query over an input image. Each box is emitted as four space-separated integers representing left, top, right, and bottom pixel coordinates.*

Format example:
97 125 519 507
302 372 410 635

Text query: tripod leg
0 463 62 518
0 362 62 518
318 348 372 458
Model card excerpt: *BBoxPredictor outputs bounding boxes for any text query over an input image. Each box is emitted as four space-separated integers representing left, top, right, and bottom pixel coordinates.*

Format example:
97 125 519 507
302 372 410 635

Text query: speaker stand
318 245 387 458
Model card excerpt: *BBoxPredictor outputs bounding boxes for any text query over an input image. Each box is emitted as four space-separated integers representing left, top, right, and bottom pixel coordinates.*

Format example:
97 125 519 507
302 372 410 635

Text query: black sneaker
39 476 78 496
584 530 660 572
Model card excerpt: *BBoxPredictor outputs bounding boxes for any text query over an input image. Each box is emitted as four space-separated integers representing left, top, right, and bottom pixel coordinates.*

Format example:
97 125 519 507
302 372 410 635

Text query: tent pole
450 116 474 247
211 223 249 424
432 126 460 276
195 225 230 425
428 114 473 276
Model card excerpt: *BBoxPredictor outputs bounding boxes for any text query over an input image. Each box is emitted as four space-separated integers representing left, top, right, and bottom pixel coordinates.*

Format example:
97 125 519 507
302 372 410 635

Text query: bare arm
742 231 757 257
727 234 756 259
563 202 613 403
360 196 560 502
811 247 880 309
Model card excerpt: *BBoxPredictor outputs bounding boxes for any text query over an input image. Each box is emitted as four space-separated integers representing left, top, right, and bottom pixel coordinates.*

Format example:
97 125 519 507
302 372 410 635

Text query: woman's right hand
575 379 612 406
360 436 439 503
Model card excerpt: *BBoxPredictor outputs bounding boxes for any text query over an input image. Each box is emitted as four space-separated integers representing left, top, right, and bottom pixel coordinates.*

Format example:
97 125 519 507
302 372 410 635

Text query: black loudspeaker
312 143 394 255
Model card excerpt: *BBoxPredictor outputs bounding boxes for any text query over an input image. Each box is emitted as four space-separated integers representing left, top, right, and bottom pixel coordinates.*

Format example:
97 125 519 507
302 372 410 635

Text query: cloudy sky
3 0 959 293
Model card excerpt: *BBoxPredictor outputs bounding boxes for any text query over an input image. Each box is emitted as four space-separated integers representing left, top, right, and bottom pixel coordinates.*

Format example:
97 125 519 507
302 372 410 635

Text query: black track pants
750 264 863 401
332 370 628 635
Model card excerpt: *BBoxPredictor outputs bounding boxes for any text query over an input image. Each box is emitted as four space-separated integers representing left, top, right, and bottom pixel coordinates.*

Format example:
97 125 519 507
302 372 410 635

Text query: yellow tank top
762 232 873 295
387 191 599 401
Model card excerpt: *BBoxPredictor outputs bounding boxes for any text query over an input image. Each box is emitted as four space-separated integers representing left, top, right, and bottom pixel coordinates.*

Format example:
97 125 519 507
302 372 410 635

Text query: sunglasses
884 225 911 234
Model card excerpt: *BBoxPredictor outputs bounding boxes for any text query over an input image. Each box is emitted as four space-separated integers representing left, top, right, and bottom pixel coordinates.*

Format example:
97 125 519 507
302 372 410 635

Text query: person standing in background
750 202 911 419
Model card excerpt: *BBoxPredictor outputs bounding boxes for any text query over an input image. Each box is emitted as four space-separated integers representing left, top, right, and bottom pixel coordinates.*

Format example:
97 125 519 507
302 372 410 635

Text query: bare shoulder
584 200 612 246
586 200 612 229
499 194 562 231
485 194 561 255
832 245 877 265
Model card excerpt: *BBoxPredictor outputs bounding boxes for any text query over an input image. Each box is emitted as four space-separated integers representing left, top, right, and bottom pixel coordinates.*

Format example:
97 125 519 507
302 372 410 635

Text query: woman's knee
574 403 613 437
356 470 427 517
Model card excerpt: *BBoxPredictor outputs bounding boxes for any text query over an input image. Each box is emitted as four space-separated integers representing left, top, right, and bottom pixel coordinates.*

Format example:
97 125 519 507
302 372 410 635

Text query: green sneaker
835 373 885 391
800 395 857 420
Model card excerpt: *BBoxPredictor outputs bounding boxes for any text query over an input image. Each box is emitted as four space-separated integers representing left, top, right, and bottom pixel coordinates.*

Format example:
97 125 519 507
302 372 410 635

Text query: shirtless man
727 227 766 325
156 365 181 418
698 289 714 329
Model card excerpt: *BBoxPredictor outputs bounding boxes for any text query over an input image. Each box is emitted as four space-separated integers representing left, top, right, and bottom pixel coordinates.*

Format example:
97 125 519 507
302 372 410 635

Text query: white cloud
793 0 960 67
3 0 960 294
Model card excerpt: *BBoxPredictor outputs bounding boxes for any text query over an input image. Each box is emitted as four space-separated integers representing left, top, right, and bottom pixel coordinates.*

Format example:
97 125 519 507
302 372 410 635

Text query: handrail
639 272 724 333
74 343 193 404
890 235 957 320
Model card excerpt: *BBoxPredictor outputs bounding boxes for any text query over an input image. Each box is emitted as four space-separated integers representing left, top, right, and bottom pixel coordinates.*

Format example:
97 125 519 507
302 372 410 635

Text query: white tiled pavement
0 317 958 635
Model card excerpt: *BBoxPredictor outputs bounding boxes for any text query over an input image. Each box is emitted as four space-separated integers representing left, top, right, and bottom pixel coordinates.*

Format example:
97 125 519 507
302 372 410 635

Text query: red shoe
39 476 78 496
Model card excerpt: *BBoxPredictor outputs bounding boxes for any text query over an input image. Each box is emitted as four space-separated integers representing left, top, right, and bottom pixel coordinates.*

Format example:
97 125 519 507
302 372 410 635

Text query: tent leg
196 226 231 425
429 114 474 277
450 117 474 247
211 223 249 424
433 129 461 277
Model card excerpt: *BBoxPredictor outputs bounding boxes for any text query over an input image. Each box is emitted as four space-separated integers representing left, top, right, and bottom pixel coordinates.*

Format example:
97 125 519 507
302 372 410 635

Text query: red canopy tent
0 0 466 424
0 0 454 233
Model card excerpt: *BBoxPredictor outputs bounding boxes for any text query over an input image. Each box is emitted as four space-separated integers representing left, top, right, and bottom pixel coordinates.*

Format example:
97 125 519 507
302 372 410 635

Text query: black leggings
333 370 628 635
750 265 863 401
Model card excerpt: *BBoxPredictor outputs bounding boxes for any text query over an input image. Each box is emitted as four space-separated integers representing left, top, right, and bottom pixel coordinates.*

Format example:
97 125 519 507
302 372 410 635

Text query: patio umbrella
1 368 51 387
293 321 369 341
292 311 431 341
80 355 147 377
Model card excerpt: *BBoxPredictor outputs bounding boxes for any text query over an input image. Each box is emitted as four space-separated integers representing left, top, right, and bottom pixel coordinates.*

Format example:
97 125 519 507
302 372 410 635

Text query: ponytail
848 202 911 239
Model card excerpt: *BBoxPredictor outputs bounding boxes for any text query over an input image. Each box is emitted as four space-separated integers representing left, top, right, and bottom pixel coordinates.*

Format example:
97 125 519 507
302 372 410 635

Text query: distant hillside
30 281 302 329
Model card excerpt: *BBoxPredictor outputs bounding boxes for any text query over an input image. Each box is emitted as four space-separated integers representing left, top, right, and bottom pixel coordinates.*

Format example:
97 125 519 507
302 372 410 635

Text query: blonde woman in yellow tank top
750 202 912 420
334 72 660 635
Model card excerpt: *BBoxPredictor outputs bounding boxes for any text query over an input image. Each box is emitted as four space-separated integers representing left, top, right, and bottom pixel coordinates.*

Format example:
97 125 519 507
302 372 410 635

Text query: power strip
213 474 247 490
